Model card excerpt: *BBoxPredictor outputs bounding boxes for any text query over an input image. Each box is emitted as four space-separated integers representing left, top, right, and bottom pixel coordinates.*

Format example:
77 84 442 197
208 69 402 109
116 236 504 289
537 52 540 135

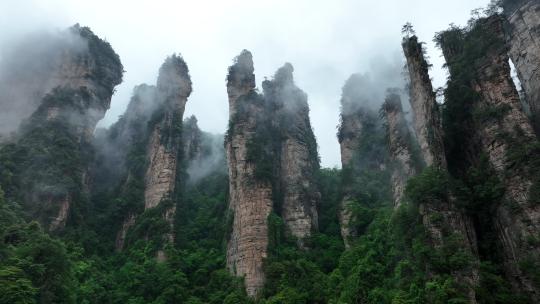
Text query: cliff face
504 0 540 136
337 74 389 247
225 52 321 296
381 93 420 207
225 50 274 297
0 25 123 230
403 35 480 302
402 36 446 169
263 63 320 246
440 16 540 299
144 55 192 211
90 57 191 252
183 115 203 163
337 76 363 247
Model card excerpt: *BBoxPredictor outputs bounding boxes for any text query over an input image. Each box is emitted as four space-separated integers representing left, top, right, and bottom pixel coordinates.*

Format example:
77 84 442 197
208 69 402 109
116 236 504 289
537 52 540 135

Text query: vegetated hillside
1 3 539 304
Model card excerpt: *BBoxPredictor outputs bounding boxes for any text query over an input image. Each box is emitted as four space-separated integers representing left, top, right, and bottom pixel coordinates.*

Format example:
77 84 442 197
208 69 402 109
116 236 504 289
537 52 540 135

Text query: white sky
0 0 490 167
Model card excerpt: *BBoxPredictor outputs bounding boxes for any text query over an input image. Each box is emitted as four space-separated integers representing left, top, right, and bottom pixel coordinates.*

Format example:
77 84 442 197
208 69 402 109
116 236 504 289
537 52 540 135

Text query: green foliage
0 221 75 304
0 266 37 304
436 16 505 174
328 203 473 304
505 139 540 205
71 24 123 92
0 87 97 226
476 262 529 304
405 167 450 206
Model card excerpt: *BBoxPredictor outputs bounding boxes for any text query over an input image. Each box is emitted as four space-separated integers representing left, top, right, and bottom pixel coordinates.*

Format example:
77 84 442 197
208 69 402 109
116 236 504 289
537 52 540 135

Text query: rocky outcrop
115 213 136 251
337 74 388 247
402 36 446 169
92 84 157 193
144 55 192 210
503 0 540 136
440 16 540 300
337 77 365 247
225 50 274 297
92 56 191 253
142 56 192 259
183 115 203 163
0 25 123 230
263 63 320 246
381 93 420 207
225 52 321 296
403 34 480 302
182 116 227 185
227 51 256 118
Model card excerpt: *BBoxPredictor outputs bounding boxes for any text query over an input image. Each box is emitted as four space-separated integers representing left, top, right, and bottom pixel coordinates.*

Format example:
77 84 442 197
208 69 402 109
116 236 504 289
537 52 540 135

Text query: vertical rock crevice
503 0 540 136
403 34 480 302
381 92 421 207
225 52 321 296
263 63 320 246
337 74 389 247
225 50 274 297
144 55 192 210
438 15 540 300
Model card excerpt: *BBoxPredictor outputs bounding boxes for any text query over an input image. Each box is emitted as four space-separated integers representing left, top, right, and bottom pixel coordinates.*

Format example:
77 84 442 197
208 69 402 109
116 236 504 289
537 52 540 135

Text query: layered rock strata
440 16 540 300
225 50 274 297
225 52 321 296
381 93 420 207
403 35 479 302
0 25 123 230
263 63 320 246
503 0 540 136
337 74 388 247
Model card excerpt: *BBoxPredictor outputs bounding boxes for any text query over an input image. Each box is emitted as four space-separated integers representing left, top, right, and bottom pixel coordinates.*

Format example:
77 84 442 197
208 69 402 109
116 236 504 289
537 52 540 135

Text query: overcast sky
0 0 490 167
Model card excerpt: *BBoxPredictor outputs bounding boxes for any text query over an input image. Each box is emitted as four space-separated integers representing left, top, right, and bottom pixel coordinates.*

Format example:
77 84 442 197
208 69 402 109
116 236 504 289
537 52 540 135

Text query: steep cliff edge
503 0 540 136
263 63 320 246
225 52 322 296
183 115 203 164
381 92 421 207
144 55 192 211
225 50 274 297
438 15 540 300
402 36 446 169
403 34 479 301
92 84 157 251
337 74 390 247
0 24 123 231
90 56 192 253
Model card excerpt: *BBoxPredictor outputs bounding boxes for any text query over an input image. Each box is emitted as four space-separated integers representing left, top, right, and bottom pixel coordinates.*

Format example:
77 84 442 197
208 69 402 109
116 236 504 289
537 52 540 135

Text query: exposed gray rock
381 93 420 207
225 50 274 297
263 63 320 246
504 0 540 136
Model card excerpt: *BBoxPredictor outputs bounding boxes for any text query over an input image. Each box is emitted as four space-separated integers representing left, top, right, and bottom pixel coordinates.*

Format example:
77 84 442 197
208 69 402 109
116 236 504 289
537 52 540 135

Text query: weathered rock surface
263 63 320 246
504 0 540 136
183 115 203 163
225 52 321 296
441 16 540 299
337 74 388 247
115 213 136 251
144 55 192 210
403 35 479 302
225 50 274 297
0 25 123 230
337 76 365 247
402 36 447 169
381 93 419 207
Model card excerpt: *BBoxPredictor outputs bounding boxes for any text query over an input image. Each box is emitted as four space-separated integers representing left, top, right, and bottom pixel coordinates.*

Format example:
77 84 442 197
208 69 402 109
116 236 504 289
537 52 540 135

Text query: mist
0 29 87 139
186 131 227 186
0 0 491 167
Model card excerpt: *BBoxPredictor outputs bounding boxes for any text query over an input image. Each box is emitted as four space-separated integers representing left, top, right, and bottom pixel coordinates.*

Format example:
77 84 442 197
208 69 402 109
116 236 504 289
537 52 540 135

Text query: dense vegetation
1 5 539 304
